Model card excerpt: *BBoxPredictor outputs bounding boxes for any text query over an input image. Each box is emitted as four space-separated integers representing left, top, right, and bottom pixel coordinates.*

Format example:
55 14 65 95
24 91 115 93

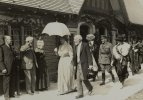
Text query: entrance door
80 25 89 42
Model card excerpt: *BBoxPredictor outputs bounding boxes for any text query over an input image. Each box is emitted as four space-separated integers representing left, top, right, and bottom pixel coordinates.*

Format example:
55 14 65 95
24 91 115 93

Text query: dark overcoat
73 42 93 80
0 45 14 75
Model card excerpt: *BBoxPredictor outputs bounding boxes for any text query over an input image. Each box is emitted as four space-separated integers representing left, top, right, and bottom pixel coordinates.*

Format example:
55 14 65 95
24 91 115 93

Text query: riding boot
109 71 115 82
100 73 105 85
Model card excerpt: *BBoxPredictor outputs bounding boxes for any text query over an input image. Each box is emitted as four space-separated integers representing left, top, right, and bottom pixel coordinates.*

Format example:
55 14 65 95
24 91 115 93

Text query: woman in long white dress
55 37 75 95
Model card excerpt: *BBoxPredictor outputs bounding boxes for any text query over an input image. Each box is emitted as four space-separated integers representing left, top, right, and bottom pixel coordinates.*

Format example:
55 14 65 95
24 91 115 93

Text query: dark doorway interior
80 25 89 42
99 26 106 36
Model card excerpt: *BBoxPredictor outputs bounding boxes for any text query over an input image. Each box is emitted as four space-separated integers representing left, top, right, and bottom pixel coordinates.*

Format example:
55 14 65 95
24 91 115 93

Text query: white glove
2 69 7 74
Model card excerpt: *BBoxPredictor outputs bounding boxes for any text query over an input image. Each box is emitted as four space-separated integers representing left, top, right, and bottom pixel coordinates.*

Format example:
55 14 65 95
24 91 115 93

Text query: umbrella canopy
42 22 71 37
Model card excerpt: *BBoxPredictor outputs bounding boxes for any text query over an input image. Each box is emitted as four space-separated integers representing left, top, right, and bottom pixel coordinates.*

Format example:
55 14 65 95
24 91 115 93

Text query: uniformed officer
98 35 115 85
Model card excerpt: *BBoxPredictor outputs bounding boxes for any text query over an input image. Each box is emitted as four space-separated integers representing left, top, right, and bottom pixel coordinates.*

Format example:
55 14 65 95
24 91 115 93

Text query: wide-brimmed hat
86 34 95 41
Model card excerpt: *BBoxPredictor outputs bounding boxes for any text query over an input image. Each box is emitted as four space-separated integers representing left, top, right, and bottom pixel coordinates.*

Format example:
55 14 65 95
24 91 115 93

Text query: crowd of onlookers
0 34 143 100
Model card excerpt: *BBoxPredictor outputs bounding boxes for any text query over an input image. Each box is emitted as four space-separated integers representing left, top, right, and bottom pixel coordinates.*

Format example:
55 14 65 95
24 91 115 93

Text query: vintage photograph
0 0 143 100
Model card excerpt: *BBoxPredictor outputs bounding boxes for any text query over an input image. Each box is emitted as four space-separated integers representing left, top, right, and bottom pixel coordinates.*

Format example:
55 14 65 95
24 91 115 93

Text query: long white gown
57 42 75 94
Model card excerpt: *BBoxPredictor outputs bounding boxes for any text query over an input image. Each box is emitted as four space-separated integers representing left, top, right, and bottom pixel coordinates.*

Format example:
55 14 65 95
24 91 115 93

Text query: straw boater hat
86 34 95 41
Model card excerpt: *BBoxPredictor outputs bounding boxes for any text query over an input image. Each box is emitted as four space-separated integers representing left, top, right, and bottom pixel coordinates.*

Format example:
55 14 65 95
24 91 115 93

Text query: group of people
55 34 143 99
0 35 49 100
0 33 143 100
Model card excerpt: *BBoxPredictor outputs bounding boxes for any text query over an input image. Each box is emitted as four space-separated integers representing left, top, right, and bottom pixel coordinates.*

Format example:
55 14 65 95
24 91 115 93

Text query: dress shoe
100 82 105 86
88 91 93 95
27 91 34 95
75 95 83 99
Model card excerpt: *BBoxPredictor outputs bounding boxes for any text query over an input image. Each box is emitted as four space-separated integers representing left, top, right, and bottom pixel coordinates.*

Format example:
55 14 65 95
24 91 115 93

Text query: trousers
24 66 36 93
76 64 92 95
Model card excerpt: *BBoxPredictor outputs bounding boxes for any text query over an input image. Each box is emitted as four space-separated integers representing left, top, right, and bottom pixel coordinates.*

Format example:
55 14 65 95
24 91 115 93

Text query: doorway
80 25 89 42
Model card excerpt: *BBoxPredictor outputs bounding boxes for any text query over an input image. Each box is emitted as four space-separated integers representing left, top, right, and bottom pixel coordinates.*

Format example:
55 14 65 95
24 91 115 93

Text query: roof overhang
0 0 85 14
122 0 143 25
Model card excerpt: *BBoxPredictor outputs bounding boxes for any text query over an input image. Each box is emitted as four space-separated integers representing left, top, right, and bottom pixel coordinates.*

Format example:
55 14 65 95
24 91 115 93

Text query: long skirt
114 61 129 83
58 57 75 94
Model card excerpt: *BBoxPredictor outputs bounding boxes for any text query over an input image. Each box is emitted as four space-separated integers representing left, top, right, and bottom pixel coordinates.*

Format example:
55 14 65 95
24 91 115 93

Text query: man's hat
116 36 123 41
101 35 108 39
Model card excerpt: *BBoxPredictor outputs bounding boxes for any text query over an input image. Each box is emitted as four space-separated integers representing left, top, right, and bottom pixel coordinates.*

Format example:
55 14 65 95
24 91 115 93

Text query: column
8 25 11 35
111 25 117 46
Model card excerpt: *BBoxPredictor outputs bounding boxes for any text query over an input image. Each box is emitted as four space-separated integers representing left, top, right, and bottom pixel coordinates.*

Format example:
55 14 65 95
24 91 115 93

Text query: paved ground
127 89 143 100
1 66 143 100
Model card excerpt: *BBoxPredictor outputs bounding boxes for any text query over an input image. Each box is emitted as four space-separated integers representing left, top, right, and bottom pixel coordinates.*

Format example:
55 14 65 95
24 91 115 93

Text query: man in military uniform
98 35 115 85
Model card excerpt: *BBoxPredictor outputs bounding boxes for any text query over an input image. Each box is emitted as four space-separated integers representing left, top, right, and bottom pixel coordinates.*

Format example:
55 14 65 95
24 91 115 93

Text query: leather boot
109 71 115 82
100 73 105 85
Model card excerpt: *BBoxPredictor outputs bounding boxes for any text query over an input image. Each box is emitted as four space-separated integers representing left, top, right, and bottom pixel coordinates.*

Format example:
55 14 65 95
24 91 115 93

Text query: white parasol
42 22 71 37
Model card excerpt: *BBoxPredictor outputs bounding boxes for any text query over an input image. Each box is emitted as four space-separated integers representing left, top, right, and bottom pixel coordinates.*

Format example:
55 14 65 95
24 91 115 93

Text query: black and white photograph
0 0 143 100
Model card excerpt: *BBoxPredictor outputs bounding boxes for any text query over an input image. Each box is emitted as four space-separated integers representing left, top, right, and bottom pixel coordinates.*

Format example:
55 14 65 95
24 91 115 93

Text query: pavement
1 66 143 100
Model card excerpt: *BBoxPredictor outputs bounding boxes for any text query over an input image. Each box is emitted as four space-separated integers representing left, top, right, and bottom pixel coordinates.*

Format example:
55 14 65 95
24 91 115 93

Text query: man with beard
73 35 93 99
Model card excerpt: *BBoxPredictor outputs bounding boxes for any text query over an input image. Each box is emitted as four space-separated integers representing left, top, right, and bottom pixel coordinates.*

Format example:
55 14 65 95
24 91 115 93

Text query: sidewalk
1 67 143 100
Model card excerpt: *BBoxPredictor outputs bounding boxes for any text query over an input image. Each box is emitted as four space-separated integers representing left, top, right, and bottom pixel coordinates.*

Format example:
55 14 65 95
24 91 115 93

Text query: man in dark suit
73 34 93 99
20 36 38 95
0 35 14 100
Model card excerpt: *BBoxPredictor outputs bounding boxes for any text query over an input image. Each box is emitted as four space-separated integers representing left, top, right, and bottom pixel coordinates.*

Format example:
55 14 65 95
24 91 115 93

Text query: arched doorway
78 22 95 42
80 24 89 42
96 19 112 43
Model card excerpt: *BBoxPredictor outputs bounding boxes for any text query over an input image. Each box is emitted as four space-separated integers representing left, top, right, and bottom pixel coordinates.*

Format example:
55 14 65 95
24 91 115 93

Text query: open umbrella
42 22 70 37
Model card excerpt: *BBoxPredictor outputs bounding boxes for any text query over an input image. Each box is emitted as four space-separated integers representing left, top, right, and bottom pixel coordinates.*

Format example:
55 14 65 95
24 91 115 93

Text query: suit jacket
0 45 14 75
73 42 93 80
98 42 113 64
20 44 38 70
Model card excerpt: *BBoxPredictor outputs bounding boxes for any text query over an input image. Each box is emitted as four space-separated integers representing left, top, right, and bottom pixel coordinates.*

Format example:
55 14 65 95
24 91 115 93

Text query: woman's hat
25 36 34 42
86 34 95 41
